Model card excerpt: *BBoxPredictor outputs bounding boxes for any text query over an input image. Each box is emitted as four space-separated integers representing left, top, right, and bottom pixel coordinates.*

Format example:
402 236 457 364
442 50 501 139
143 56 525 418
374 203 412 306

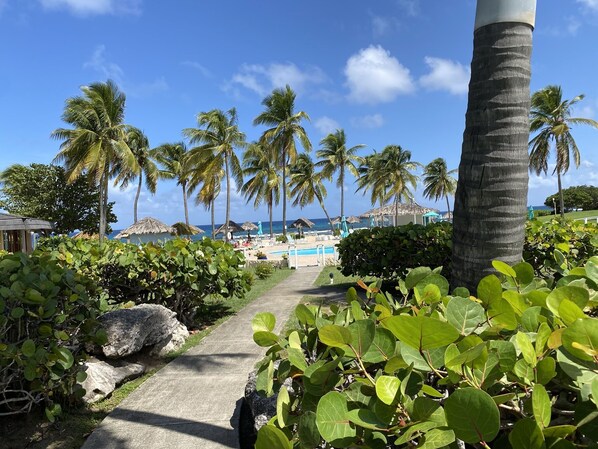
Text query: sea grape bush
337 223 452 282
338 220 598 283
251 258 598 449
0 252 105 421
36 237 251 326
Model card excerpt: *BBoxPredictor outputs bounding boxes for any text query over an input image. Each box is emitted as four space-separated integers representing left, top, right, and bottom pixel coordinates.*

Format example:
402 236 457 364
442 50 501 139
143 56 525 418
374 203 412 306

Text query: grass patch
537 209 598 222
2 267 294 449
314 266 377 290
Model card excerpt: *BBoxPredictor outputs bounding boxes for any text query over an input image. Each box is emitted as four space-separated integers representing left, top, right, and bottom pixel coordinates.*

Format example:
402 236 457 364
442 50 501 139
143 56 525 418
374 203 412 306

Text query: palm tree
184 108 246 243
316 129 364 217
242 141 281 238
529 85 598 218
377 145 420 224
193 169 222 238
356 152 387 226
52 80 136 243
423 158 457 217
113 127 158 223
288 154 334 230
152 142 192 226
452 0 536 290
254 85 311 237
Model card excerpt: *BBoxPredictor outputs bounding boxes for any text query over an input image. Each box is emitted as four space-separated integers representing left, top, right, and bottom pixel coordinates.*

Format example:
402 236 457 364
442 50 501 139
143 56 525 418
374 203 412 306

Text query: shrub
276 235 288 243
251 257 598 448
254 262 275 280
535 209 553 217
337 222 452 282
0 252 105 420
36 237 252 326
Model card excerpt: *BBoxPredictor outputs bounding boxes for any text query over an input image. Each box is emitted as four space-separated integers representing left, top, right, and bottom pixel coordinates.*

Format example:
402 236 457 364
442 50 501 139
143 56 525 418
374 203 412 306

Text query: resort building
0 212 53 253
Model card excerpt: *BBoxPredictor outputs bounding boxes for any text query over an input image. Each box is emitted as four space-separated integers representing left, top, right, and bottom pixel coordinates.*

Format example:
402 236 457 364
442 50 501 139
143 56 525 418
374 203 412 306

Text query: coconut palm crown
423 157 457 216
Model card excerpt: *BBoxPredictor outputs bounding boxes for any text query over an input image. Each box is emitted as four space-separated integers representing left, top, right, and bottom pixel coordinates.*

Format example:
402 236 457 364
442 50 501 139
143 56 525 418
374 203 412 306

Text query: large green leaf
546 286 589 317
562 318 598 361
251 312 276 332
316 391 356 447
446 297 486 335
347 320 375 357
375 375 401 405
477 275 502 306
298 411 321 448
253 331 279 347
276 387 290 427
532 384 551 429
295 304 316 326
255 424 292 449
383 315 459 350
319 325 352 348
405 267 432 290
362 328 395 364
21 339 36 357
516 332 537 367
55 347 74 370
287 347 308 371
444 388 500 444
419 427 456 449
492 260 517 278
508 418 546 449
346 409 388 431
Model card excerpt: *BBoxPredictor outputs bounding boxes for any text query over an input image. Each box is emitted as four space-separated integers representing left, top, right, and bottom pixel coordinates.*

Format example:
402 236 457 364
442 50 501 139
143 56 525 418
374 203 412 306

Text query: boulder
81 359 145 403
244 367 293 433
99 304 189 358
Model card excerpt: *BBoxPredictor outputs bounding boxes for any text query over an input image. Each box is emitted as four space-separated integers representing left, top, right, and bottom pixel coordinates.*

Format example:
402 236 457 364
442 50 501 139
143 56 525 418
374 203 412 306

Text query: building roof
0 212 53 231
114 217 175 239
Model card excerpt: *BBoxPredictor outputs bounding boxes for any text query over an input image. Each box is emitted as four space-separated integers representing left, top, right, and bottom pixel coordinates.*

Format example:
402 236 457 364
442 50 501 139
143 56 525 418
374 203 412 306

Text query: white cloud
398 0 420 17
528 174 556 190
578 0 598 11
228 62 327 97
420 57 470 95
350 114 385 129
181 60 211 78
370 14 400 37
344 45 415 104
573 97 598 119
39 0 141 16
314 116 340 136
83 45 168 98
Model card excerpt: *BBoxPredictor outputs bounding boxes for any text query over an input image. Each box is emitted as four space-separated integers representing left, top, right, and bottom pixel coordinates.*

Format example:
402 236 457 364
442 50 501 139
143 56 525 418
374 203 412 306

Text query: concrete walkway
82 265 344 449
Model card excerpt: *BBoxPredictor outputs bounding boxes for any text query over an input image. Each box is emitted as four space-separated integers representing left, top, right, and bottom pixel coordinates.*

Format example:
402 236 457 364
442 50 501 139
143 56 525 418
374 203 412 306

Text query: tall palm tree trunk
134 172 142 223
210 199 215 238
98 173 108 244
340 168 345 218
282 146 287 238
317 193 335 232
268 196 274 238
445 195 451 218
452 1 535 291
225 155 231 243
557 171 565 219
182 181 189 227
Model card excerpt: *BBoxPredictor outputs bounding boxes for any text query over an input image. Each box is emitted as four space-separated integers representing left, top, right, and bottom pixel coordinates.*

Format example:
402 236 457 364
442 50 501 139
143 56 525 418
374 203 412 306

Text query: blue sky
1 0 598 227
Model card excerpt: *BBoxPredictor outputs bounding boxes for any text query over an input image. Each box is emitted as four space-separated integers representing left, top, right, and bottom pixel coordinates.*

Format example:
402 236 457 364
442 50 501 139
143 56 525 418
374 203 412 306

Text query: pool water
271 246 335 256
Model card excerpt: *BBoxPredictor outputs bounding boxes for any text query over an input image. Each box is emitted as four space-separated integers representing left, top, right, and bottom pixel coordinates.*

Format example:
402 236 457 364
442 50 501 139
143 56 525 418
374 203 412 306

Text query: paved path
82 266 344 449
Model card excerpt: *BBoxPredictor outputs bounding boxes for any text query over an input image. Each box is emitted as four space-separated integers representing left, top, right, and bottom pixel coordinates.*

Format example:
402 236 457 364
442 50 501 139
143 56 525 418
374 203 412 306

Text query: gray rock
149 321 189 357
81 359 145 403
99 304 189 358
244 367 293 433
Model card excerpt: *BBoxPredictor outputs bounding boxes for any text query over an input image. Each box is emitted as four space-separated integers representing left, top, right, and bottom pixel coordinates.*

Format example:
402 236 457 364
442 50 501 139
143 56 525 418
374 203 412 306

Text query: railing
575 216 598 224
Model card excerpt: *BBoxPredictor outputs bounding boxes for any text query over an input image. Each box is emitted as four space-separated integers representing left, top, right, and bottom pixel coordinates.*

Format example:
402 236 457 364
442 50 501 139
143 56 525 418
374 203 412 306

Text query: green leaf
516 332 537 367
492 260 517 278
298 412 320 448
256 360 274 397
347 320 375 357
362 328 395 364
346 409 388 431
509 418 546 449
521 306 543 332
488 299 518 330
253 331 279 347
477 275 503 306
375 376 400 405
295 304 315 326
276 387 290 428
383 315 459 351
592 378 598 406
11 307 24 319
55 347 74 369
252 312 276 332
444 388 500 444
446 343 486 367
542 425 577 438
446 296 486 335
287 347 308 371
533 384 552 429
255 424 292 449
405 266 432 290
546 286 589 317
288 330 301 350
513 261 535 284
319 325 352 348
419 427 456 449
558 299 586 325
536 357 557 385
316 391 356 447
415 273 449 297
562 318 598 361
21 339 36 357
488 340 517 371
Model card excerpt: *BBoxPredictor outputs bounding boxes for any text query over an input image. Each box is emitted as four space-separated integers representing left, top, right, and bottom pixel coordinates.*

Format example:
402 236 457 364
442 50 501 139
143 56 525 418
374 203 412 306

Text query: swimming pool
271 246 336 256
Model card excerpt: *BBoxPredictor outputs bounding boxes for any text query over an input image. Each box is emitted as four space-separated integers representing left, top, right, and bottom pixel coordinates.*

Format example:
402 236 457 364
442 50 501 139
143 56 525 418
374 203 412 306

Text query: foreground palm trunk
452 0 536 291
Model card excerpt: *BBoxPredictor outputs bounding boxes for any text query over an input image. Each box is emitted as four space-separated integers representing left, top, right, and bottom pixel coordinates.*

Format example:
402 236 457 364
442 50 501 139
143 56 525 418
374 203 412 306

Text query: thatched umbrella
115 217 175 240
171 222 204 236
346 216 361 224
331 216 341 225
289 217 314 238
360 203 437 224
241 221 258 240
214 220 244 236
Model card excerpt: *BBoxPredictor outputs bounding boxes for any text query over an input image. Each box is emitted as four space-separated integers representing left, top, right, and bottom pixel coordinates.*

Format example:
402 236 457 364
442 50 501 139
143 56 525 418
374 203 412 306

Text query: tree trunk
557 171 565 219
134 172 142 223
182 181 189 227
210 199 215 238
451 11 534 291
98 173 109 244
340 166 345 218
445 195 451 219
317 193 335 232
282 145 287 238
225 154 230 243
268 199 274 238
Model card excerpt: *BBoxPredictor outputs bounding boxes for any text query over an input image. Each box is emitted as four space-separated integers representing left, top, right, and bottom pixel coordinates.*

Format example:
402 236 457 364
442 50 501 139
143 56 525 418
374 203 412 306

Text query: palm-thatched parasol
171 222 204 236
214 220 244 235
241 221 258 240
72 231 99 239
360 202 437 218
346 216 361 224
331 216 341 225
289 217 315 229
115 217 175 239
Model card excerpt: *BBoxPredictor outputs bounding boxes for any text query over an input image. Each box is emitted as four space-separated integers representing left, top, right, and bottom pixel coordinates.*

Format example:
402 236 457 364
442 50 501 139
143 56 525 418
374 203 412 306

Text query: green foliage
0 252 105 420
0 163 117 234
337 222 452 281
254 262 275 280
252 257 598 449
35 237 251 326
545 185 598 212
524 219 598 277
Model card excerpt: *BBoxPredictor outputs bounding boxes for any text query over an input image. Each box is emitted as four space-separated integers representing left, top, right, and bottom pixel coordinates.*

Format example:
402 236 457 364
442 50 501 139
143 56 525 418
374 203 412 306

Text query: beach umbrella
289 217 314 238
346 216 361 224
341 216 349 238
214 220 244 236
171 222 204 236
331 216 341 225
241 221 258 239
257 221 263 236
369 214 375 228
115 217 175 240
